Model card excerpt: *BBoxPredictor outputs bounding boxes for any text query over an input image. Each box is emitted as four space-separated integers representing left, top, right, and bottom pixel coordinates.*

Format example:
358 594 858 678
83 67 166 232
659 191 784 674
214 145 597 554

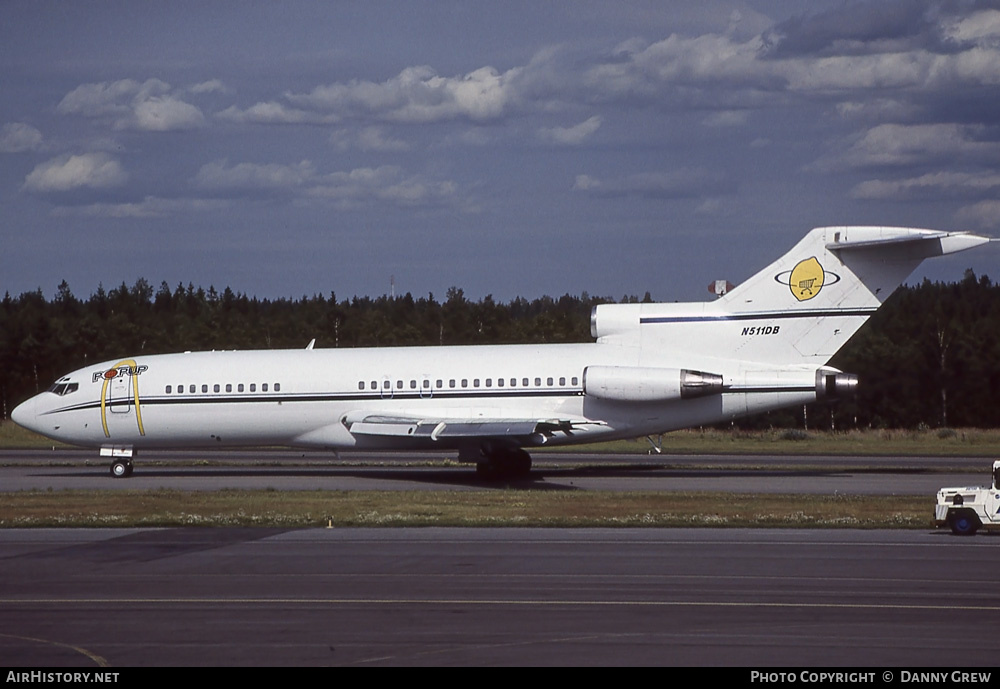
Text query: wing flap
346 413 590 442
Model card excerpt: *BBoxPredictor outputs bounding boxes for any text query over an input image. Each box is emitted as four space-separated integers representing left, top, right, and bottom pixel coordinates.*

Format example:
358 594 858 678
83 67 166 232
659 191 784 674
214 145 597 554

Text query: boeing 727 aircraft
12 226 990 478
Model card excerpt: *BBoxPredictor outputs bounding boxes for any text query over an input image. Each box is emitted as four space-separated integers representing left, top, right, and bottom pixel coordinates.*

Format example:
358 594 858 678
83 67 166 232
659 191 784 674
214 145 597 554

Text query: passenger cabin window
214 384 221 393
262 383 268 392
202 384 208 393
274 383 280 392
165 385 172 394
251 384 257 392
189 384 196 393
358 382 364 390
226 384 232 393
238 384 244 392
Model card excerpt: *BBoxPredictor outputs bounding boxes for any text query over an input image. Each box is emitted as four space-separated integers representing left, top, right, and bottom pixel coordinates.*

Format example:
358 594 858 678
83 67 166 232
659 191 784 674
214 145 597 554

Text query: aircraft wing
344 413 594 443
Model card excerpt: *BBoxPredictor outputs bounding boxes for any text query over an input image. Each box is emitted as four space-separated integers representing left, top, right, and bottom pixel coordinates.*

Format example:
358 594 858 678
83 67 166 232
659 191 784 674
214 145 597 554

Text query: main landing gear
475 443 532 480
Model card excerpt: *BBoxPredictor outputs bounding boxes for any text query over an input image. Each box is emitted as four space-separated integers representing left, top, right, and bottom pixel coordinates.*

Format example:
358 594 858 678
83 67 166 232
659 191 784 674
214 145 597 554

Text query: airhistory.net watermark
6 672 119 683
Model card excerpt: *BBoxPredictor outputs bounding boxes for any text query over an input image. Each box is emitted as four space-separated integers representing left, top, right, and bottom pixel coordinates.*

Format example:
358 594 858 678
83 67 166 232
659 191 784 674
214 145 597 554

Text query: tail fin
713 226 989 364
596 226 991 367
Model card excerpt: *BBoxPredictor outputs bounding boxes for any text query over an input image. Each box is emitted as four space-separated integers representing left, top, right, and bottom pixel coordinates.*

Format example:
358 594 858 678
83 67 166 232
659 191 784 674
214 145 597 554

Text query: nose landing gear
102 446 135 478
109 458 134 478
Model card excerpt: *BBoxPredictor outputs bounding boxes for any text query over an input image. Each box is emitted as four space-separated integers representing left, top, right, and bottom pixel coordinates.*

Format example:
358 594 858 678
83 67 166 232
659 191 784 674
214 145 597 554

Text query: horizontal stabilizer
825 229 989 255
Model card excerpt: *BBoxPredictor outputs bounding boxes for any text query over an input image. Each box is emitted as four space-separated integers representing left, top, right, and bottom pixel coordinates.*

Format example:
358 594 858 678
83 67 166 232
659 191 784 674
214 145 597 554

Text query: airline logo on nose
774 257 840 301
92 364 148 383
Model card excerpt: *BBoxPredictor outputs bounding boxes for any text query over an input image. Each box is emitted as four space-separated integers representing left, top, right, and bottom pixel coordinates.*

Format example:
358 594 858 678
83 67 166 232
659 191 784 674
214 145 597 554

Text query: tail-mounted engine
583 365 724 403
816 370 858 399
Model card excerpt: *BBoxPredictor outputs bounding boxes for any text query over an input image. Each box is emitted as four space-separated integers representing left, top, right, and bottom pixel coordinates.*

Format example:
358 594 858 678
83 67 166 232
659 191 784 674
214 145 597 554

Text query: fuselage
11 340 819 453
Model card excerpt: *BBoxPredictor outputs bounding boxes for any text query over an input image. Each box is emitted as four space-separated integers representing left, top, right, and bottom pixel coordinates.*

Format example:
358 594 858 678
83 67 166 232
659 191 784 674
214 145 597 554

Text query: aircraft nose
11 395 41 434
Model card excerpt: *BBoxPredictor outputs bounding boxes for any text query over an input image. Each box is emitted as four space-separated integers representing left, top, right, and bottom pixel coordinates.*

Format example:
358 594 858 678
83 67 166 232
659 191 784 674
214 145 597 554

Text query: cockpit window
46 382 78 396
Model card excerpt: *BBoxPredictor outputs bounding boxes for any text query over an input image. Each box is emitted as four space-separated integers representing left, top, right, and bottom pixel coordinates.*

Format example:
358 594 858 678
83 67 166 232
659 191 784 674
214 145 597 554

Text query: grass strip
0 489 933 529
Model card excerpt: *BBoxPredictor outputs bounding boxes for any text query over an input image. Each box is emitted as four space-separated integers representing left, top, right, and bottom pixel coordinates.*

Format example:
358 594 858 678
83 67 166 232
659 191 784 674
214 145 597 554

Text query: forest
2 271 998 430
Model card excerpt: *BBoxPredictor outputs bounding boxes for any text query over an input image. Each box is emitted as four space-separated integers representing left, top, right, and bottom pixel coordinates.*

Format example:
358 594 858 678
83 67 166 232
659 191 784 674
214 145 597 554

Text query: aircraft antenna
708 280 735 298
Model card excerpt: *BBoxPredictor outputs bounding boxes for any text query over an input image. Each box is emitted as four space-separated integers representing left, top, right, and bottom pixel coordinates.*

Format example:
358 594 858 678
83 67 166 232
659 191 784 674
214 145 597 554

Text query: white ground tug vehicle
934 461 1000 535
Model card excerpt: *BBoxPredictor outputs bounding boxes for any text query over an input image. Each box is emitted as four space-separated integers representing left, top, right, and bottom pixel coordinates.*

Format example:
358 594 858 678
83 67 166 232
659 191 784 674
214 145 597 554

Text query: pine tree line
2 274 997 428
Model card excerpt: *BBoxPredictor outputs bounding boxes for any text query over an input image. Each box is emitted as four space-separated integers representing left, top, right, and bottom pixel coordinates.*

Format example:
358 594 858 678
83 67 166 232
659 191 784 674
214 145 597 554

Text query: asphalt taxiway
2 450 996 667
0 449 989 493
1 527 997 667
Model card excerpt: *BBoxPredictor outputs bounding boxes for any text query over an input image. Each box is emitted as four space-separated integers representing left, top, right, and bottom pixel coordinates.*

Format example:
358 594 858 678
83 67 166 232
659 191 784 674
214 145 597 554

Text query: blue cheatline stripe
40 388 585 415
639 308 877 324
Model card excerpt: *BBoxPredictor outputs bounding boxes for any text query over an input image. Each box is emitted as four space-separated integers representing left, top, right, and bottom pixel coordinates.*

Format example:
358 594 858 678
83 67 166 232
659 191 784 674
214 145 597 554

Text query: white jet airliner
12 226 990 478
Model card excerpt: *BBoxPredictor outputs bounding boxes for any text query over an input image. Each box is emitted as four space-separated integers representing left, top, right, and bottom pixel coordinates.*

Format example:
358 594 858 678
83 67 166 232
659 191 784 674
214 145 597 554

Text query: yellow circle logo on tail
788 257 825 301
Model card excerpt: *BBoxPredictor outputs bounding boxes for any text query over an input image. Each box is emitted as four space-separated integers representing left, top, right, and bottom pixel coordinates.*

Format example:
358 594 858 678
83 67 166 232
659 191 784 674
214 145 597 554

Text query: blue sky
2 0 999 303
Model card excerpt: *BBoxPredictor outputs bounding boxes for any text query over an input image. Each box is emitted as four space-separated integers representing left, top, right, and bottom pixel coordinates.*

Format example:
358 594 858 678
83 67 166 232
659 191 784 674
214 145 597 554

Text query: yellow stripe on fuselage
99 359 145 438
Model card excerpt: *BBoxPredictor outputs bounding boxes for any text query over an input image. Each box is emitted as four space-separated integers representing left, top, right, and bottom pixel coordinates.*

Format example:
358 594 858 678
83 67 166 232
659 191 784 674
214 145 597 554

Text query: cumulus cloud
761 0 936 59
198 2 1000 152
52 196 230 218
562 3 1000 113
188 79 229 94
194 160 316 190
835 98 918 122
23 153 128 192
306 165 457 207
851 171 1000 201
944 9 1000 44
573 169 735 199
133 96 205 131
956 199 1000 230
537 116 602 145
329 126 411 151
825 124 999 170
0 122 43 152
309 166 459 208
297 65 518 122
702 110 747 127
215 102 337 125
226 64 522 126
57 78 206 131
193 159 462 210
